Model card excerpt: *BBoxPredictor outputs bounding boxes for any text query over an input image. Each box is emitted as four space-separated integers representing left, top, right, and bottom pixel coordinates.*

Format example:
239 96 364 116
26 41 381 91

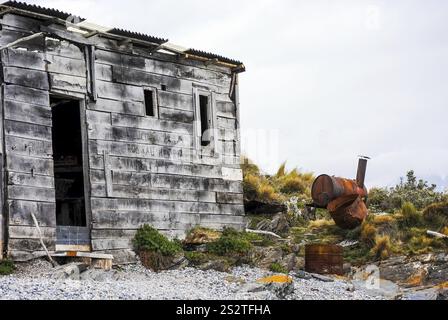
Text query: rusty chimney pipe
356 156 369 188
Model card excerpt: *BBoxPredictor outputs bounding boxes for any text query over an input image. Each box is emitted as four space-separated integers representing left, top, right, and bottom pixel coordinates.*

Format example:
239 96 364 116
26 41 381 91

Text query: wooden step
52 251 114 270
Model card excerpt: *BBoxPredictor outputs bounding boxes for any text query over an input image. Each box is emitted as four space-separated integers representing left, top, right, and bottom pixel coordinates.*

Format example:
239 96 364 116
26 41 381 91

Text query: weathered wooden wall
0 12 245 263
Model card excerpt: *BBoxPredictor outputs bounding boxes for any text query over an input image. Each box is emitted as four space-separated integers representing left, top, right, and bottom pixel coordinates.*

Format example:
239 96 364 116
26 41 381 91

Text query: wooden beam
0 31 45 51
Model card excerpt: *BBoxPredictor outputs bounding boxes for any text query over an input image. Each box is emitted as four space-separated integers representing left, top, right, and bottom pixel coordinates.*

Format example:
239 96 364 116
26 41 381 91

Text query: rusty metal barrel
305 244 343 275
327 194 368 229
311 175 367 208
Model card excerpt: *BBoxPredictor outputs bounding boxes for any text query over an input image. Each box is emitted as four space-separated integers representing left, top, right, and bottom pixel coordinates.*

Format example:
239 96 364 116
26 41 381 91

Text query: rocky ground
0 259 385 300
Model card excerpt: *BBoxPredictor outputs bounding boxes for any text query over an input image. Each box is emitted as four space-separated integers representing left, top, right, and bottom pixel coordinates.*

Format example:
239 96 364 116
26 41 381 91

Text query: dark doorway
51 97 90 248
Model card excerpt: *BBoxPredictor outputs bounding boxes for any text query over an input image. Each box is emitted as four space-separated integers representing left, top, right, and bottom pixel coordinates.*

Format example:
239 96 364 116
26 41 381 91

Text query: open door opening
51 97 90 251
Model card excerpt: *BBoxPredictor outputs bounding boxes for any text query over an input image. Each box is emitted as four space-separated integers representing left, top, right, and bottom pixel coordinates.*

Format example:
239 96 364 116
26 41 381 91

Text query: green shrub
367 171 447 213
423 202 448 229
133 225 182 256
400 202 423 227
0 260 14 276
207 228 252 256
184 252 210 265
269 262 287 274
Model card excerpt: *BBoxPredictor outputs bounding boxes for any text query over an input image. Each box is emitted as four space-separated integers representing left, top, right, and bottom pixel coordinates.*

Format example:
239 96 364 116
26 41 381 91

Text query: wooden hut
0 1 245 264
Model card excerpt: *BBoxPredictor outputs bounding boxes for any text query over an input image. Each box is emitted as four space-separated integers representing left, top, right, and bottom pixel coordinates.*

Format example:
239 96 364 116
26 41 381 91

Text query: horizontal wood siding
0 12 244 262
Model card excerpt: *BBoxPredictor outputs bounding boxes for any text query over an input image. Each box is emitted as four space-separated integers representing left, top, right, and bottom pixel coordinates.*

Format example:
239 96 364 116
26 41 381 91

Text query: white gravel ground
0 259 384 300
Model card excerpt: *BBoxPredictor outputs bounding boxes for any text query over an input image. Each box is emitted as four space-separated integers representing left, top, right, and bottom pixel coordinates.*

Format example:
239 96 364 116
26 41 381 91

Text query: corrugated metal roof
185 48 243 66
1 1 244 68
1 1 85 22
108 28 167 45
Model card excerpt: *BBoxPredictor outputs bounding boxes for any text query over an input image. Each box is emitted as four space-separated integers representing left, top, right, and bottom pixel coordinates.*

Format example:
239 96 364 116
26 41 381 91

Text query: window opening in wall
199 95 211 147
144 89 157 117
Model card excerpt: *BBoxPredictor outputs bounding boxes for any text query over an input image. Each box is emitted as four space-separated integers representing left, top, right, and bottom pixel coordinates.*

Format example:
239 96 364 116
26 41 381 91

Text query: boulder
256 213 291 236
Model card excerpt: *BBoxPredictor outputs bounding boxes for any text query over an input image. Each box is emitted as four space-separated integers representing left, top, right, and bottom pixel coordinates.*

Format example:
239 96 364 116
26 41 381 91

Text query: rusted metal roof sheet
1 0 85 22
108 28 167 45
185 48 243 66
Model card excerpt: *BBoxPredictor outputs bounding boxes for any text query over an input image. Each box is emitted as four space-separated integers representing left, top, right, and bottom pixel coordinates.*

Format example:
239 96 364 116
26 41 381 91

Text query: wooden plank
157 90 193 111
96 80 144 102
3 66 49 90
3 99 52 126
8 250 48 261
158 107 194 123
1 48 46 70
216 101 236 119
216 192 244 204
91 229 137 239
46 54 87 77
86 109 111 124
103 151 113 197
0 13 42 32
111 113 193 135
0 28 44 51
217 117 236 130
8 238 55 252
95 49 231 88
89 140 188 162
108 171 242 193
88 155 224 179
3 84 49 106
8 200 56 227
92 184 216 202
91 238 132 251
8 172 55 188
8 226 56 239
49 73 87 94
91 210 170 229
95 63 113 81
88 98 145 116
45 38 84 60
8 185 55 202
6 154 54 176
88 123 193 148
5 135 53 158
91 197 244 215
112 65 194 95
4 120 52 141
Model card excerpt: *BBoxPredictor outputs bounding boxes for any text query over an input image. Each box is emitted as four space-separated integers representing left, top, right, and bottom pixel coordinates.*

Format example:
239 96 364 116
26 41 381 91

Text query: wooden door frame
50 94 92 251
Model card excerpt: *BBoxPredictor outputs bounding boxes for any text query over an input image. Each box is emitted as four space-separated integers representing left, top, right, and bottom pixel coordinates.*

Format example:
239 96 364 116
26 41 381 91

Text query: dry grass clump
400 202 423 227
309 219 335 229
360 221 377 247
242 157 314 205
373 215 395 225
371 235 392 260
423 201 448 229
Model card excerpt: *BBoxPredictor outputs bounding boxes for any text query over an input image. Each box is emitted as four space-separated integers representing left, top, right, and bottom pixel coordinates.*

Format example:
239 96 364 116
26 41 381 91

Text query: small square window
161 84 167 91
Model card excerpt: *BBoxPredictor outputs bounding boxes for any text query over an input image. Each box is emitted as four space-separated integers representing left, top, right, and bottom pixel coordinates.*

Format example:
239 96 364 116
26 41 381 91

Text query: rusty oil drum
305 244 343 275
327 194 368 230
311 175 367 208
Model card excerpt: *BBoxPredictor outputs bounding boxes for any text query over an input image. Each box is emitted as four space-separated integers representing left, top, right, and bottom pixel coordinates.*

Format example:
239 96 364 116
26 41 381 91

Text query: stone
311 274 334 282
49 263 88 280
197 259 230 273
239 282 267 293
437 288 448 300
256 275 294 299
401 288 439 300
291 270 312 280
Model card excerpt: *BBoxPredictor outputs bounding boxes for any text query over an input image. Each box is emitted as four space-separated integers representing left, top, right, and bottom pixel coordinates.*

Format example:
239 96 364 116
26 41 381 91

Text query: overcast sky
25 0 448 190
